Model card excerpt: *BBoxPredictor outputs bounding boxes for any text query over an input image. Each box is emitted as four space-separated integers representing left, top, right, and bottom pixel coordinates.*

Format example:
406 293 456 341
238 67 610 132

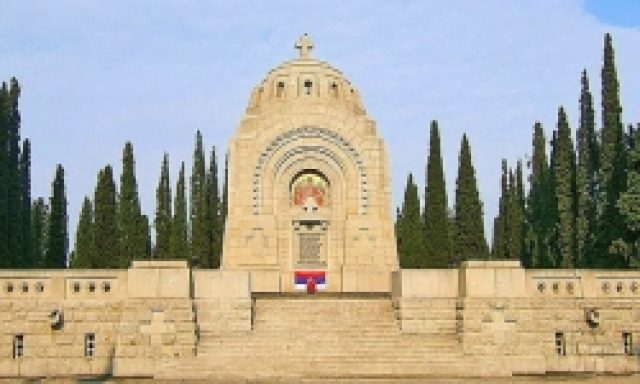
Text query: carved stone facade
222 34 397 293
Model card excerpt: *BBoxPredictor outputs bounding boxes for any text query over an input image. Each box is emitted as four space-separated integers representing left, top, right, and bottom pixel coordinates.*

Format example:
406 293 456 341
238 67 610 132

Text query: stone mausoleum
0 35 638 380
222 33 397 294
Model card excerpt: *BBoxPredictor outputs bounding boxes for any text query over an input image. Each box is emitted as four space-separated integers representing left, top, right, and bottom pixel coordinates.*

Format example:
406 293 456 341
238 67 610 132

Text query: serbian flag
294 270 326 290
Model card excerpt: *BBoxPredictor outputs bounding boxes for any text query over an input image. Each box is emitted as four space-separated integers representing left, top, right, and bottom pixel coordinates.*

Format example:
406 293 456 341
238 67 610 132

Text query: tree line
397 34 639 269
0 77 227 268
0 78 67 269
70 132 227 268
2 33 637 271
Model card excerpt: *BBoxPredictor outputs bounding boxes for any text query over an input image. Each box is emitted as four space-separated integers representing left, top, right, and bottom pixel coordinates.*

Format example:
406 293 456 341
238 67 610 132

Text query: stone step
159 357 479 379
158 297 466 379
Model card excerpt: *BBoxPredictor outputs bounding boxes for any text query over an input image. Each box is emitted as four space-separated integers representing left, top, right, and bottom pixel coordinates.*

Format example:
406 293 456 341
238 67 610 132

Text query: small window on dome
330 82 338 97
276 81 285 97
304 80 313 95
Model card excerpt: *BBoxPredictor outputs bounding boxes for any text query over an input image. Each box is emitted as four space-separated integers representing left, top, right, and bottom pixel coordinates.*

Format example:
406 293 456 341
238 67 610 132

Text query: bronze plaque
299 233 322 264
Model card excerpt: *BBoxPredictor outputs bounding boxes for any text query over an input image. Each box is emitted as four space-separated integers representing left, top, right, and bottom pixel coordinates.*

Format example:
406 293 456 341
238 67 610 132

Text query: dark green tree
506 166 524 262
142 215 151 257
0 84 7 268
6 78 22 267
423 121 450 267
617 129 640 266
31 198 48 267
492 161 524 261
20 139 32 267
396 173 424 268
118 142 148 265
575 71 591 267
599 33 624 192
45 165 67 268
547 130 561 267
71 197 95 268
94 165 119 268
553 107 576 268
524 122 550 268
597 33 628 268
154 153 172 259
190 131 208 267
577 69 599 267
454 134 488 262
170 162 189 260
206 146 222 268
492 160 509 260
515 161 526 263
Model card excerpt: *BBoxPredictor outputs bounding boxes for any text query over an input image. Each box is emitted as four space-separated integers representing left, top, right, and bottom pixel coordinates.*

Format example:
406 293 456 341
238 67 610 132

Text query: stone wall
393 261 640 374
0 261 215 378
391 269 458 335
192 270 252 336
1 260 638 378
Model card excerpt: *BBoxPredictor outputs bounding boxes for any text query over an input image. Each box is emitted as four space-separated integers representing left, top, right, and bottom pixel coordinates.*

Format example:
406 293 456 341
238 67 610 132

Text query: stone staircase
159 295 479 380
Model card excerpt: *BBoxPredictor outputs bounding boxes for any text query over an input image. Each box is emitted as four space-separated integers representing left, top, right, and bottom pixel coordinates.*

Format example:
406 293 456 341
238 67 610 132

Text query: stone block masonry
0 260 638 379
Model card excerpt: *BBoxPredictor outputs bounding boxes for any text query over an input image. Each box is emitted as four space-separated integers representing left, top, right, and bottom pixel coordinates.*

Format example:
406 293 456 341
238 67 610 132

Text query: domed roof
245 34 365 116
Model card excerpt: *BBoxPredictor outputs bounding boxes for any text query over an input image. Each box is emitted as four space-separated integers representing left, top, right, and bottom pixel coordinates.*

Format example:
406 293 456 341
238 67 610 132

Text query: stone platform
2 260 638 379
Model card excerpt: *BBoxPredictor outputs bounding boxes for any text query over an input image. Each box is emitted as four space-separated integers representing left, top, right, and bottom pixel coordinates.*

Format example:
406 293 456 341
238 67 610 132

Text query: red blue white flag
294 270 326 290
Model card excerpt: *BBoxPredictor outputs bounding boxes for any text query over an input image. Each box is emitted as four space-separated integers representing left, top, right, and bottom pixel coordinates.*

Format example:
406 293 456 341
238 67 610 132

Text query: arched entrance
290 170 330 269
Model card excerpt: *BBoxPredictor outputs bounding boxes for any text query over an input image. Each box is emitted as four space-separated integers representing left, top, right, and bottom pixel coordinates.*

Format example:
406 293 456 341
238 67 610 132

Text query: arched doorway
291 170 330 269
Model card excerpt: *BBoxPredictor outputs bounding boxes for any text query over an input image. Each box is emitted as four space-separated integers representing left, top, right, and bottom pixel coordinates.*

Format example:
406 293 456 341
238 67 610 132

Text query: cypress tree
515 161 526 263
454 134 488 262
598 33 628 268
397 173 424 268
547 131 561 267
599 34 624 192
0 84 7 268
577 70 599 267
493 161 524 261
491 215 501 260
45 165 67 268
94 165 119 268
507 167 524 261
492 160 509 260
20 139 32 267
154 153 172 259
31 197 48 268
554 107 576 268
617 129 640 265
170 162 189 260
118 142 148 265
526 123 550 267
206 146 222 268
71 197 95 268
423 121 450 267
142 215 152 257
6 78 22 267
190 131 207 267
581 70 600 198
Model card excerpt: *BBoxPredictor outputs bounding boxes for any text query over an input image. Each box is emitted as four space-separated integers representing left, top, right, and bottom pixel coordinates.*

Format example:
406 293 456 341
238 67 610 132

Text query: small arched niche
290 169 330 208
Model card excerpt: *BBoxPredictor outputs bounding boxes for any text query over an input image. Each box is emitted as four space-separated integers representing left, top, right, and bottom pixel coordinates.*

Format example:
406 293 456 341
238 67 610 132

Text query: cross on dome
295 33 314 59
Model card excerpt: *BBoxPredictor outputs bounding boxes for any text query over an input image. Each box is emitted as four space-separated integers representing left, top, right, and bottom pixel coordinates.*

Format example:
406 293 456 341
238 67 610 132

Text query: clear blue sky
0 1 638 249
